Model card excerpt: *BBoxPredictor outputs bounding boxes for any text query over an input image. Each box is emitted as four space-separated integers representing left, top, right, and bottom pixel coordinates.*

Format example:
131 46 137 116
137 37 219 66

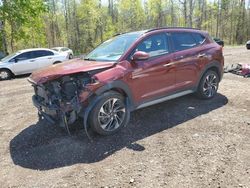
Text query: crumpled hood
29 58 116 84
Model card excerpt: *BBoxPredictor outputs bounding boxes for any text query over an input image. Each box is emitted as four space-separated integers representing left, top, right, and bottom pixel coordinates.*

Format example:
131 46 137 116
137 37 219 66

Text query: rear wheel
196 70 219 99
0 69 12 80
89 91 129 136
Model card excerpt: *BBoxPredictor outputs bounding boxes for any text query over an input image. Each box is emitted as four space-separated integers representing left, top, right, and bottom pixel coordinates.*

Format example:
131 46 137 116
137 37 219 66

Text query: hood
29 58 116 84
0 60 10 66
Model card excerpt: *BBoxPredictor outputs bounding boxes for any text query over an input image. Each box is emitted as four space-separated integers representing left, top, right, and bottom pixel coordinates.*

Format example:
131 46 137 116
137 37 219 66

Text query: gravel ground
0 46 249 188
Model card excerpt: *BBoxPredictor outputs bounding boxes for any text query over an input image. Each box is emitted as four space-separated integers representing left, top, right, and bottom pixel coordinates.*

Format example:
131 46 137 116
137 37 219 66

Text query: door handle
30 60 35 62
48 57 53 59
197 53 206 58
173 56 184 60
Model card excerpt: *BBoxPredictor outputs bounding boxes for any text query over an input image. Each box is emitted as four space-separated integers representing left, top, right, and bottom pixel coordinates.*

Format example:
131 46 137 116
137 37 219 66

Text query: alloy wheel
98 98 126 131
203 73 218 98
0 71 9 80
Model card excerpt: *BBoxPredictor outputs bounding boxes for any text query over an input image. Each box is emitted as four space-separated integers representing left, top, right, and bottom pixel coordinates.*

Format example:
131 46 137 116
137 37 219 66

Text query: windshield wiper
84 58 96 61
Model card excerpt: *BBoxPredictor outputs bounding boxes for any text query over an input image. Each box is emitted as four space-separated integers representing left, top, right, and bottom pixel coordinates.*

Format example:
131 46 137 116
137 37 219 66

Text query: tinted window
192 33 206 45
136 33 168 57
14 52 34 61
171 32 197 51
33 50 54 58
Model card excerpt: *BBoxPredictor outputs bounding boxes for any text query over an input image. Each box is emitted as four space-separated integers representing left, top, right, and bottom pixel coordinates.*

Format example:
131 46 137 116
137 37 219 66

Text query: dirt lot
0 46 249 188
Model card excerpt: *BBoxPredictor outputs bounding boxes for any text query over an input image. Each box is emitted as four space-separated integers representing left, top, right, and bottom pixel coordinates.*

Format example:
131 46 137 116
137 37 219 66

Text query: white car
51 47 74 59
0 48 68 80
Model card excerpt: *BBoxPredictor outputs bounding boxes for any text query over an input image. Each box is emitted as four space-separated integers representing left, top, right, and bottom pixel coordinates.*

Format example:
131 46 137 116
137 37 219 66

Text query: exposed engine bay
30 72 99 133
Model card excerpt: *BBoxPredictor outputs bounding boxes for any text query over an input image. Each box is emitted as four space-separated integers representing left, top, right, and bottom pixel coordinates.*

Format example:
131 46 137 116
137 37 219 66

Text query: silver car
0 48 69 80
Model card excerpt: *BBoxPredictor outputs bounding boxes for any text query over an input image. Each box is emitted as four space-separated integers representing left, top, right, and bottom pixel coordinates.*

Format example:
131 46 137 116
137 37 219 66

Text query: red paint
29 28 224 106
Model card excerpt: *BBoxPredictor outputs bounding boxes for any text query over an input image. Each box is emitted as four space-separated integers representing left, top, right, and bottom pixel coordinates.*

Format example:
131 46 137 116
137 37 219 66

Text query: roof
19 48 53 53
145 27 201 33
115 27 203 37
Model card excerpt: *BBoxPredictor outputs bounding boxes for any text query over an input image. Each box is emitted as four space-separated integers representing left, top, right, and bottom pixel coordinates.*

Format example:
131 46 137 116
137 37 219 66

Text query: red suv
28 27 224 136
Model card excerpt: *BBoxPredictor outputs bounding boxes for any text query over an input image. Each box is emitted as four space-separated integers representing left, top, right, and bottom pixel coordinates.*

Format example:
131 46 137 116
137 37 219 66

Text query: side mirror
132 51 149 61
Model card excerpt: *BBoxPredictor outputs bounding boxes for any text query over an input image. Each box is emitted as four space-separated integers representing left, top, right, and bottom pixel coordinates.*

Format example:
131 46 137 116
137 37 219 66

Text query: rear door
33 50 55 68
170 32 207 90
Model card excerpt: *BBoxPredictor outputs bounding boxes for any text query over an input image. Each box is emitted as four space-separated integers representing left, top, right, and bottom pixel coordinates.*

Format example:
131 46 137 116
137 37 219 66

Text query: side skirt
136 90 194 110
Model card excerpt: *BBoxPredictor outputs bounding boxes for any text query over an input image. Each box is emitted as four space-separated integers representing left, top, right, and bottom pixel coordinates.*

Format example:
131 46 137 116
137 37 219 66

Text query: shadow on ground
10 93 228 170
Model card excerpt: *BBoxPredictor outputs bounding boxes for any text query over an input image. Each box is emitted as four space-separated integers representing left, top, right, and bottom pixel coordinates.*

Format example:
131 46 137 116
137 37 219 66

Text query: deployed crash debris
224 64 250 77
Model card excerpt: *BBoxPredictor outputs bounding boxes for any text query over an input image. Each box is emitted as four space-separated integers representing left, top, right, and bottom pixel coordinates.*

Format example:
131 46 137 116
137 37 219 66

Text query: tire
0 69 12 80
89 91 130 136
69 54 73 59
246 45 250 50
196 70 219 99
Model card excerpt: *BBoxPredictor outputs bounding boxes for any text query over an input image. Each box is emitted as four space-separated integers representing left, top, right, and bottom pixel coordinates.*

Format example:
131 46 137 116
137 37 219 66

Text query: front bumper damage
28 76 95 136
31 91 84 135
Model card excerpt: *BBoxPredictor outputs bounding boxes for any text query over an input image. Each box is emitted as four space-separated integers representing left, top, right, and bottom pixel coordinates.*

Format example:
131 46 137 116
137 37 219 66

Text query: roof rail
145 27 201 33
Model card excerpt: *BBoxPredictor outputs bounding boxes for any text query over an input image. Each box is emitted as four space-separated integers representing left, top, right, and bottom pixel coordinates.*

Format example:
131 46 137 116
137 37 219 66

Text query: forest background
0 0 250 55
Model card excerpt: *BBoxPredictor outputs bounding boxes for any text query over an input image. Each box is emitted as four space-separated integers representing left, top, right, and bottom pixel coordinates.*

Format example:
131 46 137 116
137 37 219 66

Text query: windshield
1 52 21 62
84 33 141 61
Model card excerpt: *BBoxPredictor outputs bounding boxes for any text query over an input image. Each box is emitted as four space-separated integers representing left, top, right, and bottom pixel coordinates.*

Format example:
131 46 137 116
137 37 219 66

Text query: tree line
0 0 250 55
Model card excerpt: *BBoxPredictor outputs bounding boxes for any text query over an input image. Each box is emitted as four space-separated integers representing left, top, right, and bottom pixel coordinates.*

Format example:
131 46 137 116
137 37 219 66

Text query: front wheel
89 91 130 136
196 70 219 99
0 69 12 80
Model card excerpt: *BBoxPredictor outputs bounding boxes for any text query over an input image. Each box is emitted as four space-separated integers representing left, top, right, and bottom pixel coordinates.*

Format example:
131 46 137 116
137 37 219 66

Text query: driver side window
12 52 34 62
135 33 169 58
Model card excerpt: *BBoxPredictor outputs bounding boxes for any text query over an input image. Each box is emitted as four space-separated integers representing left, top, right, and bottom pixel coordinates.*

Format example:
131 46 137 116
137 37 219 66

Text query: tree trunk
1 0 8 54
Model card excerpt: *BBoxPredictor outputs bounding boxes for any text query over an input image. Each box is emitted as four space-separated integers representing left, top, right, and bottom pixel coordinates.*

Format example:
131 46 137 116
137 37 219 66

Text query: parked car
246 40 250 50
0 48 68 80
213 37 224 47
29 28 224 136
52 47 74 59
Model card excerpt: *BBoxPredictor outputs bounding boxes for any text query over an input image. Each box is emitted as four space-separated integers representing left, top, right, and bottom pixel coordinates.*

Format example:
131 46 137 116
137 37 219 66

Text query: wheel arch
200 61 222 80
196 61 223 91
94 80 136 111
53 61 62 64
0 68 15 76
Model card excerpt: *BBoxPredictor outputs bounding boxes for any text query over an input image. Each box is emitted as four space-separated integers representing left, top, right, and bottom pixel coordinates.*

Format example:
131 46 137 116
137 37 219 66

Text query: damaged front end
28 72 100 134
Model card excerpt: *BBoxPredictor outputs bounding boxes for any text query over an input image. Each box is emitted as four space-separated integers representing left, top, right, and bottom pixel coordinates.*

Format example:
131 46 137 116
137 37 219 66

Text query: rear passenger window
33 50 54 58
192 33 206 45
171 32 197 51
135 33 169 57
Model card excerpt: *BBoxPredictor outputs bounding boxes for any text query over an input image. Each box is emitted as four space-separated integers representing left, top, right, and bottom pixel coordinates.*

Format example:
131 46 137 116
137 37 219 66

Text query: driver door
129 33 175 103
11 51 38 75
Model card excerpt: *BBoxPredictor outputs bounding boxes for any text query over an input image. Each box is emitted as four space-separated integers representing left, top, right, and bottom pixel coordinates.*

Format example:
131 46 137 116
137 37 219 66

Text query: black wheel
89 91 129 136
246 45 250 50
0 69 12 80
196 70 219 99
69 54 73 59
